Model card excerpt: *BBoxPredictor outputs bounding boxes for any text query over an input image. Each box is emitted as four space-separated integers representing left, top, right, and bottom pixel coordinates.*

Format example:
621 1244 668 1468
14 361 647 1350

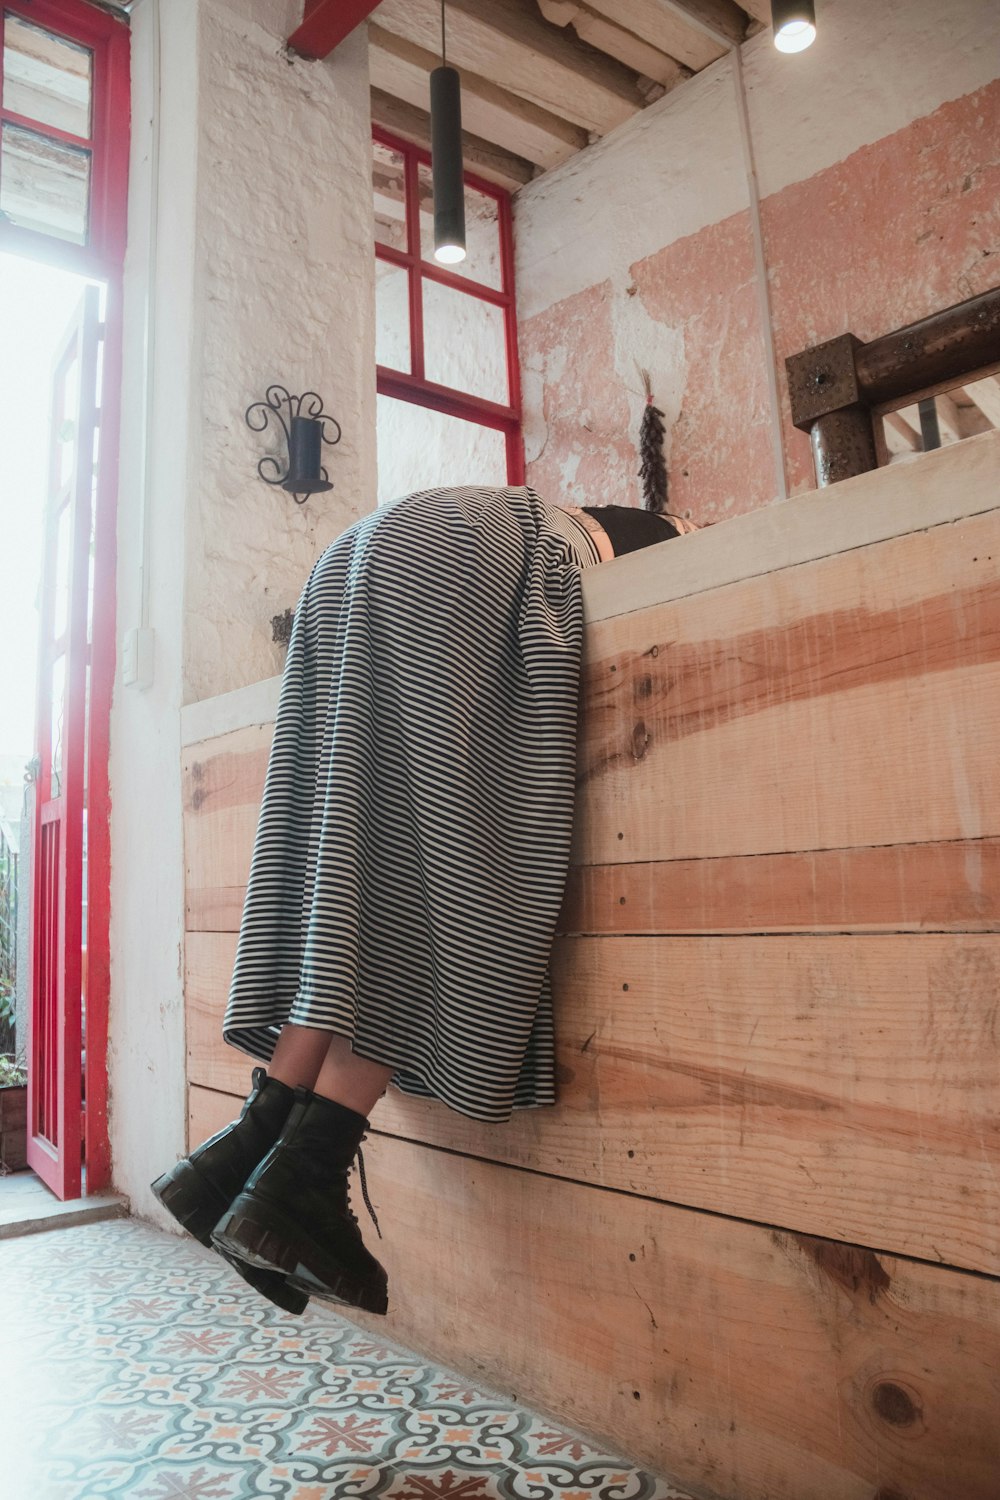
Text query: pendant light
771 0 816 52
430 0 466 264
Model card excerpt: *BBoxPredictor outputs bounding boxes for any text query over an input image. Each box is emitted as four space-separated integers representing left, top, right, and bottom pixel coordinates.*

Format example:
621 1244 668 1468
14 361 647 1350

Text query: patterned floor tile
1 1216 698 1500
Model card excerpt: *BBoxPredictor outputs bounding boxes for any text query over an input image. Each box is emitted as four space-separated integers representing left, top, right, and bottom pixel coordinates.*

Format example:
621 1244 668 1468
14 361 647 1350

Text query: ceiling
92 2 770 193
365 0 769 191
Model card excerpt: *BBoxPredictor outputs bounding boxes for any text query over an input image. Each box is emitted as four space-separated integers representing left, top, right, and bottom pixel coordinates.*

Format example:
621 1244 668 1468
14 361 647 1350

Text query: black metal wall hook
245 385 343 504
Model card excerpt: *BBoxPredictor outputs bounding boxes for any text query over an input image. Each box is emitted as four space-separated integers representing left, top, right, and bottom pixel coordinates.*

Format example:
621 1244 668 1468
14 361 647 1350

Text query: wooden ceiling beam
370 88 535 190
580 0 729 70
370 23 587 170
375 0 648 136
288 0 384 60
658 0 749 48
536 0 690 92
737 0 772 25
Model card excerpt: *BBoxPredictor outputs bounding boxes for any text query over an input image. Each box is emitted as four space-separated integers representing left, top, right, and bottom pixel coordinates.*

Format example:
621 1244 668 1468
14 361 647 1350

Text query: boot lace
351 1143 382 1240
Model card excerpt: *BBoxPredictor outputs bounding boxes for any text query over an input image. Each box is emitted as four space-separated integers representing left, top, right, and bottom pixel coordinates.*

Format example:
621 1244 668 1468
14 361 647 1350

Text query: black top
579 505 681 556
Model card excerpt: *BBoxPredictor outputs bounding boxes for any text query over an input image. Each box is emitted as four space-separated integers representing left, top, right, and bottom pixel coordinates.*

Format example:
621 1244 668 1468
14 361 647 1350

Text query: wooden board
560 837 1000 934
575 505 1000 864
189 1084 1000 1500
369 88 534 191
374 0 647 136
580 430 1000 626
186 928 1000 1276
370 24 588 171
182 723 269 930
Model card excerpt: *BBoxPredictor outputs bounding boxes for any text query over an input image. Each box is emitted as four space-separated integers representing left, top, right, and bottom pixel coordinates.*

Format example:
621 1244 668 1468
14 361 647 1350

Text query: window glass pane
375 258 410 373
418 164 502 290
3 15 92 138
372 137 407 252
0 122 90 243
58 355 80 487
423 279 508 405
377 396 507 506
50 651 66 799
53 499 72 642
87 454 97 647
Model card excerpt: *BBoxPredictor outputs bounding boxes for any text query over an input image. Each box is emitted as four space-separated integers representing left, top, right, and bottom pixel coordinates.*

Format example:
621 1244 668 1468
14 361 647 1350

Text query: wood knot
631 720 650 760
788 1231 891 1303
872 1381 921 1428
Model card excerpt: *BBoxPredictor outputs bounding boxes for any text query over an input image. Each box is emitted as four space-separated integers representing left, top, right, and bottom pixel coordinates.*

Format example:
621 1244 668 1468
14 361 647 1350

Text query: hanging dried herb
638 368 668 514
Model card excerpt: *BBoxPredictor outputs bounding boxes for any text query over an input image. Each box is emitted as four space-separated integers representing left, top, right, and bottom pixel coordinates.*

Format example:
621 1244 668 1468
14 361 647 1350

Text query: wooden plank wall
183 437 1000 1500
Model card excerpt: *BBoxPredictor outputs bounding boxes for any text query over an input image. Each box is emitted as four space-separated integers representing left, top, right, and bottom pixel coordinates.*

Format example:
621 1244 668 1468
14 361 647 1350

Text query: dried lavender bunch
638 368 668 514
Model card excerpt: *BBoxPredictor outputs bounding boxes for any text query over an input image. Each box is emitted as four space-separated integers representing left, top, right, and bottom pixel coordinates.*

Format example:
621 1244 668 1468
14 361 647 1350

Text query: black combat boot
151 1066 309 1316
210 1087 389 1316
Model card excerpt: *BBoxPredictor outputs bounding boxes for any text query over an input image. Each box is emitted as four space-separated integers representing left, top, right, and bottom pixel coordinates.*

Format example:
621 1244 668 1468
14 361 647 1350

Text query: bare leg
312 1034 395 1117
266 1022 394 1117
267 1022 336 1091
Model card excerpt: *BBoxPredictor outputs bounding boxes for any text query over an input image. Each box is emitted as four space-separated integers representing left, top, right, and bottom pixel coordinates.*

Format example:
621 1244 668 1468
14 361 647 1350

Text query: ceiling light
771 0 816 53
430 1 466 265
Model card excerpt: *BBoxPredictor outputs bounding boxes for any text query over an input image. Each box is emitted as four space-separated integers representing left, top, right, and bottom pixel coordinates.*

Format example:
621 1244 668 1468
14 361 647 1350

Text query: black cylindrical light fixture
430 63 466 263
771 0 816 52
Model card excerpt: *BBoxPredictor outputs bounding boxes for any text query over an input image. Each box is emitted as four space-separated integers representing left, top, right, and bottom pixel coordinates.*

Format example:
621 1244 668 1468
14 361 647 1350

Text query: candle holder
245 385 342 504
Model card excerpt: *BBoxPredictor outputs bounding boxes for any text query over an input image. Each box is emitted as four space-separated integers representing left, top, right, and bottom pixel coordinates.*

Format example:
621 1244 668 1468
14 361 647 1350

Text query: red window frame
0 0 130 279
374 125 524 485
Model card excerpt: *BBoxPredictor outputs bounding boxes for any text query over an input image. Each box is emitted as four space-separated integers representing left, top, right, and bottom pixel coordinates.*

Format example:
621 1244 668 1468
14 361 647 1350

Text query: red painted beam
287 0 384 59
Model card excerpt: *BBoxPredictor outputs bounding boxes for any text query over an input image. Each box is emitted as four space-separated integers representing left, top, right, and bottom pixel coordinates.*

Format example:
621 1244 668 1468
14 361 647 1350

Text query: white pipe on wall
730 43 789 502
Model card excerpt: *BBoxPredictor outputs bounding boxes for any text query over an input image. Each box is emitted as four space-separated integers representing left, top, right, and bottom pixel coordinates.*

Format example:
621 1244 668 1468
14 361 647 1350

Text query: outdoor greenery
0 822 18 1058
0 1054 27 1088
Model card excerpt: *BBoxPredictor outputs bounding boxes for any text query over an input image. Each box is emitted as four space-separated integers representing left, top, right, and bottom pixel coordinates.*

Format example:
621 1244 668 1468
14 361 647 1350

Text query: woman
152 486 695 1319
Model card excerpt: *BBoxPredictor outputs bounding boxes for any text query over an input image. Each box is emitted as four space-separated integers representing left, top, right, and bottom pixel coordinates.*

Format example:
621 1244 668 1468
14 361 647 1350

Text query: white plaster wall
186 0 376 705
110 0 375 1219
514 0 1000 321
109 0 198 1219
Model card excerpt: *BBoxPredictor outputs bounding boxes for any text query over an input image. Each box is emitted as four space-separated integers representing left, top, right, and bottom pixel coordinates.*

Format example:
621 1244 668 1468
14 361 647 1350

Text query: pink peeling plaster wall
520 75 1000 524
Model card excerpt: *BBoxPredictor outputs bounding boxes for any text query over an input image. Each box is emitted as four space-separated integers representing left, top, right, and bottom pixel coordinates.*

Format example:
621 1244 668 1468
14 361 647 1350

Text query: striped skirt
221 485 600 1123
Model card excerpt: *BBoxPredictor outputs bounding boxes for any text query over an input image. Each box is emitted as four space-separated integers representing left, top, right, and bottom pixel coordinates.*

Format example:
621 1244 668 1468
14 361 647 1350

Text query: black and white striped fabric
221 485 603 1123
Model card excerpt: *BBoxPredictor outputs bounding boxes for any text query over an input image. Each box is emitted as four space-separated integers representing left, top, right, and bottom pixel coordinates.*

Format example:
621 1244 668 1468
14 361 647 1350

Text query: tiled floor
1 1214 698 1500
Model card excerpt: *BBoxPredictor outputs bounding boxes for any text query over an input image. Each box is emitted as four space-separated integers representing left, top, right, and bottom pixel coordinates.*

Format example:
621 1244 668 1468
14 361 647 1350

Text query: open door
26 285 102 1200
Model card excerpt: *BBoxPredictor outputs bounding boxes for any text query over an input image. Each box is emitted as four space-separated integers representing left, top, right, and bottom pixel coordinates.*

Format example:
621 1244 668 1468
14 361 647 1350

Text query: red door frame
30 287 102 1198
1 0 130 1195
374 126 525 484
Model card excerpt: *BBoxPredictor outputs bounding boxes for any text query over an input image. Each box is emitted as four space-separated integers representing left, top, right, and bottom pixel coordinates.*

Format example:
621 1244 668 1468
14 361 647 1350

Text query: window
0 0 129 278
372 128 523 505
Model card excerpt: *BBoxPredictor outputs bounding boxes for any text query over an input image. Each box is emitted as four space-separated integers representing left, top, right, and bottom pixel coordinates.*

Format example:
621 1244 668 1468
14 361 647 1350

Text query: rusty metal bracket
784 286 1000 487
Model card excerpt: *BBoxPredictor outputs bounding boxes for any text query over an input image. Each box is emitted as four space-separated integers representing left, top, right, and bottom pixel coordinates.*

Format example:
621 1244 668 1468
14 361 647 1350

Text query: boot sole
151 1163 309 1317
285 1261 388 1315
211 1195 389 1316
151 1160 229 1245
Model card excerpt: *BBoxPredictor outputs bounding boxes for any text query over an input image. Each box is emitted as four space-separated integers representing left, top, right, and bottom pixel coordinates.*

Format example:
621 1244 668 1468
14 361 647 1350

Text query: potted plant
0 1048 28 1173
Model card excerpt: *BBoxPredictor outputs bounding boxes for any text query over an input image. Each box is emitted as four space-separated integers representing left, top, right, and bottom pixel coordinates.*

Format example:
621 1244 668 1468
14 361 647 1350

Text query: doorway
0 0 128 1201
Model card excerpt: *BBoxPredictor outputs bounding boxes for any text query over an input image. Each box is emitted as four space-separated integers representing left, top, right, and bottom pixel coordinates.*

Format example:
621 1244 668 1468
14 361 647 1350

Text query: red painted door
26 285 102 1200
